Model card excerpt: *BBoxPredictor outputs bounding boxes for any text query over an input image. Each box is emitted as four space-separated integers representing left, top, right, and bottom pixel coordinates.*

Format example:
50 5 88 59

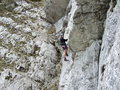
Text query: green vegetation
1 0 15 4
0 0 17 12
25 0 45 6
0 59 15 71
5 75 12 80
0 0 41 73
29 0 42 2
0 39 3 46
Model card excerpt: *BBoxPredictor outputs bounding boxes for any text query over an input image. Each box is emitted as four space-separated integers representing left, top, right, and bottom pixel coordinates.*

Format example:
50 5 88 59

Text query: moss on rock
5 75 12 80
29 0 42 2
0 59 15 71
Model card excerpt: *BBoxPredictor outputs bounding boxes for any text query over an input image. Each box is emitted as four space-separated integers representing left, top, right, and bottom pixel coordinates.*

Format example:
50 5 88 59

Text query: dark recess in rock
110 0 117 12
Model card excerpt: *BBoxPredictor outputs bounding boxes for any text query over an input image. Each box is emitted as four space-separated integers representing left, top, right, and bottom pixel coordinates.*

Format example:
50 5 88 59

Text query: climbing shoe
64 57 69 61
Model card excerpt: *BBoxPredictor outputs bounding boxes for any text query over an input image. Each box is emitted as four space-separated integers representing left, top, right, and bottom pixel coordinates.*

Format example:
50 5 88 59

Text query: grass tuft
0 59 15 71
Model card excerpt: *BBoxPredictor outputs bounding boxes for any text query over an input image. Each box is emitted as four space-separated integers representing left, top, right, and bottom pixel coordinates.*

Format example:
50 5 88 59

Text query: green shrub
26 0 43 2
29 0 42 2
5 75 12 80
0 59 15 71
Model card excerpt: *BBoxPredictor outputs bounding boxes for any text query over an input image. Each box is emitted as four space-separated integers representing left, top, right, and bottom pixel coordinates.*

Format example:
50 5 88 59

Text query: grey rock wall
0 0 120 90
45 0 70 23
59 41 101 90
98 0 120 90
0 0 61 90
57 0 110 90
68 0 110 52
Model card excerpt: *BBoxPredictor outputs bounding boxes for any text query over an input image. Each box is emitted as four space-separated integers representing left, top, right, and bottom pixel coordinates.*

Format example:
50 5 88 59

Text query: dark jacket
59 37 68 45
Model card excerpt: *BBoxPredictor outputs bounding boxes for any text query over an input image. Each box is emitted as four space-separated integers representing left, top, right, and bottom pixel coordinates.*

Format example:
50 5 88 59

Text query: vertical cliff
55 0 110 90
98 0 120 90
0 0 120 90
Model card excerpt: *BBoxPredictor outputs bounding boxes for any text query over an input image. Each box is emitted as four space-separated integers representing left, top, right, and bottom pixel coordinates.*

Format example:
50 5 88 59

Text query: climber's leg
65 44 68 56
61 45 69 61
64 49 68 57
64 49 69 61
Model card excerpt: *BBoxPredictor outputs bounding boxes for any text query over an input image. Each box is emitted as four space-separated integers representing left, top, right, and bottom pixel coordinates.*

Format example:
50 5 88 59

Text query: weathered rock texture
57 0 110 90
68 0 110 52
0 0 61 90
45 0 70 23
98 0 120 90
59 41 101 90
0 0 120 90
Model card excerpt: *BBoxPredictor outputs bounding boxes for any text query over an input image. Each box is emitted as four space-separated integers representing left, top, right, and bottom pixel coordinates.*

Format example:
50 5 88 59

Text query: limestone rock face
45 0 70 23
56 0 110 90
98 0 120 90
68 0 110 52
0 0 61 90
58 0 120 89
0 0 120 90
59 41 101 90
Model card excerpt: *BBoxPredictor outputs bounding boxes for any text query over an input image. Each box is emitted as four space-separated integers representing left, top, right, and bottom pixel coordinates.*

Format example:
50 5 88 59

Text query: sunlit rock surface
98 0 120 90
0 0 60 90
0 0 120 90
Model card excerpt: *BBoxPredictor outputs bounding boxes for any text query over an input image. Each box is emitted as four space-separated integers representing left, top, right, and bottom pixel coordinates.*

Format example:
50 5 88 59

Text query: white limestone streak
64 0 78 39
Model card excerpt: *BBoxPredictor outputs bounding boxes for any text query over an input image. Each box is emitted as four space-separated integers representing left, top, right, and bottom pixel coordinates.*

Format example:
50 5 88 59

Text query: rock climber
59 34 68 61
